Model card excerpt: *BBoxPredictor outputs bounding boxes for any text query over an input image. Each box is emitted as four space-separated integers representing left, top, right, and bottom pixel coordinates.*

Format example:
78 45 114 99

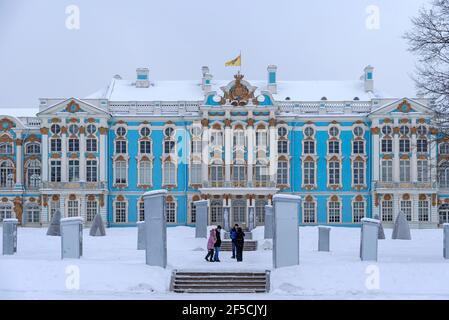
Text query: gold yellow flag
225 54 241 67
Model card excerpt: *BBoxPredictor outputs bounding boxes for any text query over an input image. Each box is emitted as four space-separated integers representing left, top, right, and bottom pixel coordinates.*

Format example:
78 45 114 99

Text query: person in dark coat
213 225 222 262
235 227 245 262
230 224 239 259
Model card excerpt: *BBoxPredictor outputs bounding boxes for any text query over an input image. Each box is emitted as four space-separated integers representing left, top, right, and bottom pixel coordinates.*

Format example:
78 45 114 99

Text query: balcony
373 181 438 190
41 181 107 190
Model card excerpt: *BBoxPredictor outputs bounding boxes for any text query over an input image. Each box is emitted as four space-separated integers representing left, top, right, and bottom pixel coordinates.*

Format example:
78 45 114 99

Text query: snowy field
1 225 448 300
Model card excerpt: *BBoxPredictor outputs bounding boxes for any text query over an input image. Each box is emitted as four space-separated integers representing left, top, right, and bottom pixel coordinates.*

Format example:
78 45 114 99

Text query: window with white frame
439 167 449 188
190 163 202 184
26 159 41 188
115 140 127 154
67 200 79 217
417 160 429 182
417 139 428 153
210 164 223 186
256 130 267 147
418 199 430 221
277 160 288 185
328 161 340 185
303 140 315 154
400 200 412 221
303 160 315 185
50 160 61 182
353 140 365 154
86 138 97 152
353 161 365 185
255 161 269 185
25 204 40 223
381 139 392 153
163 161 176 185
50 201 59 220
303 200 316 223
328 141 340 154
400 160 411 182
0 143 12 154
255 200 267 224
114 160 127 184
51 124 61 135
139 160 152 185
166 200 176 223
26 143 40 154
381 199 393 222
233 130 245 147
399 138 410 153
0 203 12 221
139 201 145 221
50 138 61 152
328 200 341 223
278 140 288 154
0 161 15 187
87 124 97 135
86 200 97 222
353 201 365 223
232 163 246 184
381 160 393 182
68 138 79 152
115 201 127 223
191 140 202 154
86 159 97 182
68 160 79 182
439 143 449 155
140 140 151 154
210 200 223 224
210 130 223 147
164 141 175 154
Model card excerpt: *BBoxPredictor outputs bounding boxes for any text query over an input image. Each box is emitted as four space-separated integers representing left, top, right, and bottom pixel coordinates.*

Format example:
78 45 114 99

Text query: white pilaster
41 129 49 182
393 119 400 182
15 132 23 187
269 121 277 182
59 195 66 218
411 130 417 182
224 122 231 182
372 120 380 182
61 127 68 182
80 195 86 221
247 122 254 184
430 132 438 184
99 128 107 182
79 125 86 182
201 121 209 184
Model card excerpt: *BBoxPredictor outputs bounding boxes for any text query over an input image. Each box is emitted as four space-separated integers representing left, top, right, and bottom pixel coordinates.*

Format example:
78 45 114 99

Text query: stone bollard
273 194 301 268
318 226 331 252
137 221 145 250
60 217 84 259
444 223 449 260
194 200 208 238
264 205 273 239
2 218 18 255
360 218 380 261
143 190 167 268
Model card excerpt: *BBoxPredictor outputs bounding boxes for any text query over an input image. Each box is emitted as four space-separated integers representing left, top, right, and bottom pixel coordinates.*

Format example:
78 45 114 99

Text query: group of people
205 224 245 262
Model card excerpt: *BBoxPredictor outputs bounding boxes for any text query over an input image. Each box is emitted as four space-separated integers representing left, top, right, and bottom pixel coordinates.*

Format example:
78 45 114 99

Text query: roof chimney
363 65 374 92
267 65 277 94
201 66 212 93
136 68 150 88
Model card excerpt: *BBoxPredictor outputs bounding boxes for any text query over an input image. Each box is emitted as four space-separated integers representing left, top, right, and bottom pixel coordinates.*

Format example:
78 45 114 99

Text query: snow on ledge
273 194 302 202
143 189 168 198
2 218 18 223
361 218 380 224
60 217 84 223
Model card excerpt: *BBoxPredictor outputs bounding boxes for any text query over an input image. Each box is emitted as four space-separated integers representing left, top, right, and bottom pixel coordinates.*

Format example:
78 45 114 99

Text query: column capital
40 127 49 135
201 119 209 128
15 139 23 146
247 118 255 127
370 127 380 135
79 126 85 134
224 119 232 127
61 126 68 134
269 118 277 127
99 127 108 135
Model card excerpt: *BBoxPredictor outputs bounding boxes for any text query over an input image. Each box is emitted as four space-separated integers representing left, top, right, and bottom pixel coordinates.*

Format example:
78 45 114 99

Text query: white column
411 130 417 182
15 133 23 187
201 120 209 184
79 125 86 182
393 122 400 182
80 195 86 221
59 195 66 218
247 121 254 184
372 126 380 182
41 128 49 182
224 121 231 182
269 121 277 182
61 127 68 182
430 132 438 185
99 127 107 183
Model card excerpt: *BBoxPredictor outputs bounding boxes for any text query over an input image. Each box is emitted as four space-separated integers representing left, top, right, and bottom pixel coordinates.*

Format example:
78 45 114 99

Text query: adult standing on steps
230 224 239 259
205 228 216 262
235 227 245 262
214 225 222 262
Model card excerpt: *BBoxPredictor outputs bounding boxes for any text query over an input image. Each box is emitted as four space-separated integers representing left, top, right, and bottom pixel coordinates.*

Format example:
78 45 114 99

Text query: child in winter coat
205 228 217 262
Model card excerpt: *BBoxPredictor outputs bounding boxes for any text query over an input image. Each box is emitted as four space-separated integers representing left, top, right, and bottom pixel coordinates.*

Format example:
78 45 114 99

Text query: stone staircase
220 240 258 251
170 270 270 293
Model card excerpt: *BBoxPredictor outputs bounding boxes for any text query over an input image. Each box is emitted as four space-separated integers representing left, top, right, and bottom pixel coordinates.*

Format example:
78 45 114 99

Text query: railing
41 181 107 190
202 180 277 188
373 181 438 189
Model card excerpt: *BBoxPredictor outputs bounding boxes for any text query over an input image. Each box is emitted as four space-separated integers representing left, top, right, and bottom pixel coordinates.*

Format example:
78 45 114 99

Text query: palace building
1 65 448 228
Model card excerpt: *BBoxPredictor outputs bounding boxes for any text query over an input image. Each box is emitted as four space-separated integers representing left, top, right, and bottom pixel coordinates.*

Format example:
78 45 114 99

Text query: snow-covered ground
1 225 448 299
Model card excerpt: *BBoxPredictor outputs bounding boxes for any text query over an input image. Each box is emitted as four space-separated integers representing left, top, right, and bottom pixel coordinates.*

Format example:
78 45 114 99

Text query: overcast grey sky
0 0 430 108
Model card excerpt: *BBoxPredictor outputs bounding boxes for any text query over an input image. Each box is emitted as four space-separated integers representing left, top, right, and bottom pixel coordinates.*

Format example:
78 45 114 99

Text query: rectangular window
417 160 429 183
67 200 79 217
329 161 340 185
139 161 152 185
50 160 61 182
140 141 151 154
115 161 127 184
86 200 97 222
166 201 176 223
353 201 365 223
400 160 411 182
164 141 175 154
417 139 428 153
232 164 246 184
400 200 412 222
233 131 245 147
86 160 98 182
303 201 316 223
381 139 392 153
255 164 269 185
210 165 223 186
353 141 365 154
115 201 127 223
381 160 393 182
86 138 97 152
278 140 288 154
191 140 202 154
256 131 267 147
328 141 340 154
353 161 365 185
190 163 202 184
328 201 341 223
68 160 79 182
303 141 315 154
418 200 429 222
51 139 61 152
163 163 176 185
115 140 127 154
381 200 393 222
277 161 288 185
68 138 79 152
303 161 315 185
399 139 410 153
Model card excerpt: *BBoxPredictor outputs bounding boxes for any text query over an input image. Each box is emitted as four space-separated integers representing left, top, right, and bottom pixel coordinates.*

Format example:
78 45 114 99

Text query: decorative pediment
369 98 433 117
0 118 15 131
37 98 111 117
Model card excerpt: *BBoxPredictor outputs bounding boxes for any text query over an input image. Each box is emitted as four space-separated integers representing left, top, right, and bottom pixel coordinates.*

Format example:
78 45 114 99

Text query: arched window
0 143 12 154
303 159 315 185
26 143 40 154
0 203 12 221
418 195 430 222
277 159 288 185
0 161 14 187
353 160 365 185
165 196 176 223
439 166 449 188
232 161 246 186
210 162 223 187
114 200 127 223
440 143 449 155
26 159 41 188
139 160 152 186
114 160 127 184
25 203 40 223
255 160 269 186
255 199 267 225
163 161 176 185
210 130 223 147
210 200 223 225
328 197 341 223
303 196 316 223
232 199 246 225
255 129 267 147
233 129 245 147
352 198 365 223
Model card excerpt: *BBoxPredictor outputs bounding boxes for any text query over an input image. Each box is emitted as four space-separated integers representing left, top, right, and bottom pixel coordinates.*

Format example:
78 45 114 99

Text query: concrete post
318 226 331 252
273 194 301 268
137 221 145 250
143 189 167 268
264 205 273 239
444 223 449 259
194 200 208 238
60 217 83 259
2 218 18 255
360 218 380 261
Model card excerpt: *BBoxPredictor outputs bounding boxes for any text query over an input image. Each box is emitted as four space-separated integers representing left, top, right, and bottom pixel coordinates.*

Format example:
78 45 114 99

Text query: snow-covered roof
0 107 39 117
87 77 384 102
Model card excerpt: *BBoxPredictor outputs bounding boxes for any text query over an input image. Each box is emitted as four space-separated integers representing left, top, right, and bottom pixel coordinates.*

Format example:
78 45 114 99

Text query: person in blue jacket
230 224 239 259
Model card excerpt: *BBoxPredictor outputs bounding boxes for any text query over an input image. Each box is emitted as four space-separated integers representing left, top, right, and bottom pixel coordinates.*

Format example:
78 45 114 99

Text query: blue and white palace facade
1 65 449 228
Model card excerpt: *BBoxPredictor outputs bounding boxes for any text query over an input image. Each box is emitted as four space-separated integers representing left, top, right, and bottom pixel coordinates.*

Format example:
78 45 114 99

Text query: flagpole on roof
239 50 242 74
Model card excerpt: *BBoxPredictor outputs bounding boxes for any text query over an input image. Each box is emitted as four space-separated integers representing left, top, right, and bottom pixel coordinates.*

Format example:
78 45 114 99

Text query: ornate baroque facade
1 65 448 228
